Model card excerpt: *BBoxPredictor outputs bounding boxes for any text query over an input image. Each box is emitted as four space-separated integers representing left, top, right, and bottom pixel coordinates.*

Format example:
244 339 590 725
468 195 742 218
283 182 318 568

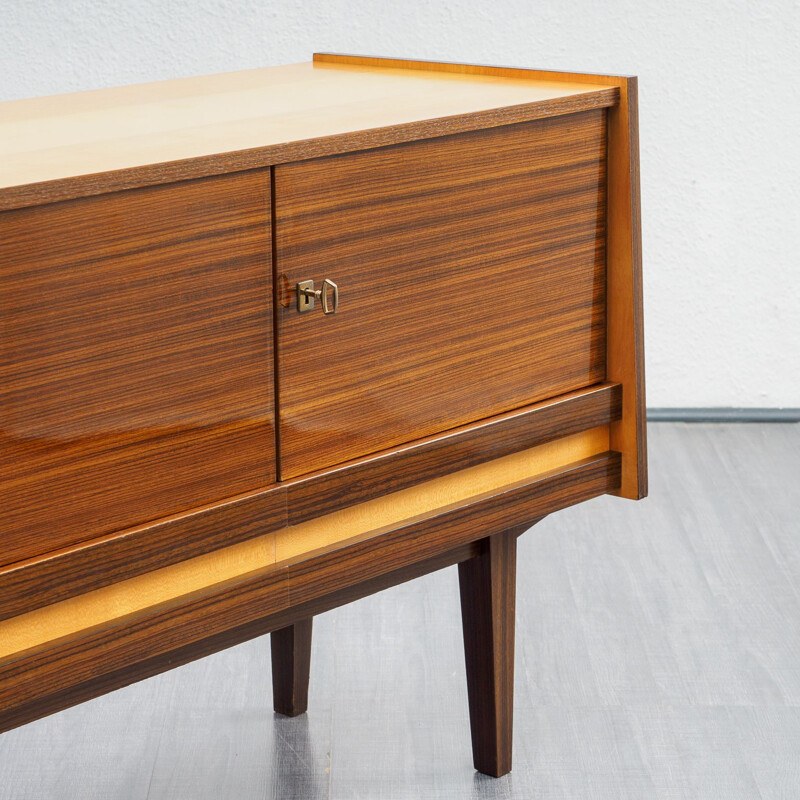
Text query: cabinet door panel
0 171 275 566
274 112 607 479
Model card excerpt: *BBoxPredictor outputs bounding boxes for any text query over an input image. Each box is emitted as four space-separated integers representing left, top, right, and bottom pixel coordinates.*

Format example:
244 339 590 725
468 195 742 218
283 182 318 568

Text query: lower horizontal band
0 425 609 660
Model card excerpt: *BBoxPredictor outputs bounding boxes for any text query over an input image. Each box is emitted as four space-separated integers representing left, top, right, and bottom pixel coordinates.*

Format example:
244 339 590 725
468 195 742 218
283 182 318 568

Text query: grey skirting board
647 407 800 422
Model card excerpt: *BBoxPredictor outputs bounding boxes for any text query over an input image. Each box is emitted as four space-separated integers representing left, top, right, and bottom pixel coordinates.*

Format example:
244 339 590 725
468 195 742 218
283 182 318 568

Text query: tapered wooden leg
458 529 518 777
270 617 313 717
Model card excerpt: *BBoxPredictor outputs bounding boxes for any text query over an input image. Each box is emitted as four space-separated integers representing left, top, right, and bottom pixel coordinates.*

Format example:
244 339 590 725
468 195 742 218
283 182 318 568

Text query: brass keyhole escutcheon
296 279 339 314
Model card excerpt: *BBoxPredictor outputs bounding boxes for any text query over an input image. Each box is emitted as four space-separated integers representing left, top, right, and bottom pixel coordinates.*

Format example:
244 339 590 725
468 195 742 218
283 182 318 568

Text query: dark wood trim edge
286 382 621 524
607 76 647 500
313 52 635 82
0 93 618 213
284 454 619 608
627 77 647 498
0 384 619 621
0 489 287 623
0 452 619 733
0 542 480 736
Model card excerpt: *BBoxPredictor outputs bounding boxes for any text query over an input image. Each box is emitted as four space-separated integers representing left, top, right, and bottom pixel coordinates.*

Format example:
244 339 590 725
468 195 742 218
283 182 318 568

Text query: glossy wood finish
282 451 618 610
0 488 286 623
0 388 613 621
0 171 276 567
274 111 608 478
0 451 619 734
270 618 313 717
0 56 646 774
0 544 483 741
606 77 647 499
0 428 610 660
459 528 518 777
286 382 621 525
312 53 647 499
0 62 617 212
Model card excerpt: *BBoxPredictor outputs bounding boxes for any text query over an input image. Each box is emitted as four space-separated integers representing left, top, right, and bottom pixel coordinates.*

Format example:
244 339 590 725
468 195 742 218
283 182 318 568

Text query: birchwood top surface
0 57 618 209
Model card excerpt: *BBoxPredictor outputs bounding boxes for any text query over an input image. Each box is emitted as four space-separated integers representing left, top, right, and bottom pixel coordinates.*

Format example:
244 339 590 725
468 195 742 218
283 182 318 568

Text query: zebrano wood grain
0 544 481 739
0 171 276 566
0 428 610 658
0 384 615 620
0 450 619 734
274 111 608 478
0 488 286 623
286 382 621 525
313 53 647 500
282 451 618 608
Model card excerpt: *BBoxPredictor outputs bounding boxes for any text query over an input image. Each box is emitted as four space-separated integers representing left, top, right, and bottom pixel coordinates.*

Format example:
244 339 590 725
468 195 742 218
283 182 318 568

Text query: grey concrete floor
1 422 799 799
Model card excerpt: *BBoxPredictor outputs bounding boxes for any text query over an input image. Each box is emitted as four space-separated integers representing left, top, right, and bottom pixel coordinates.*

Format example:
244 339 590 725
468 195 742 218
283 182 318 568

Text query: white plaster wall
2 0 799 407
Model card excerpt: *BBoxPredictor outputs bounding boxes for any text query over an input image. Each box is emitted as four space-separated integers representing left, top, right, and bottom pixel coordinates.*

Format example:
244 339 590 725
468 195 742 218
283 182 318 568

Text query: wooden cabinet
0 54 646 780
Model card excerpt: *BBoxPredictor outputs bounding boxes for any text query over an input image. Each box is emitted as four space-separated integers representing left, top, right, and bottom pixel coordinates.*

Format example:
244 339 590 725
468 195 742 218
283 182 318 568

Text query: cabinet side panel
606 77 647 498
0 171 276 566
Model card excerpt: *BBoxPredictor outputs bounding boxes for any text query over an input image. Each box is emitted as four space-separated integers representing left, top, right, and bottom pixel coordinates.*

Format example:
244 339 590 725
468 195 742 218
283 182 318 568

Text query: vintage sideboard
0 54 645 777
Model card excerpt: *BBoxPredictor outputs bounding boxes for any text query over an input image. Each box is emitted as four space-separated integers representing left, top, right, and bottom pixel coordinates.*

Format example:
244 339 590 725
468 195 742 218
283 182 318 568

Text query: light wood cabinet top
0 55 618 210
